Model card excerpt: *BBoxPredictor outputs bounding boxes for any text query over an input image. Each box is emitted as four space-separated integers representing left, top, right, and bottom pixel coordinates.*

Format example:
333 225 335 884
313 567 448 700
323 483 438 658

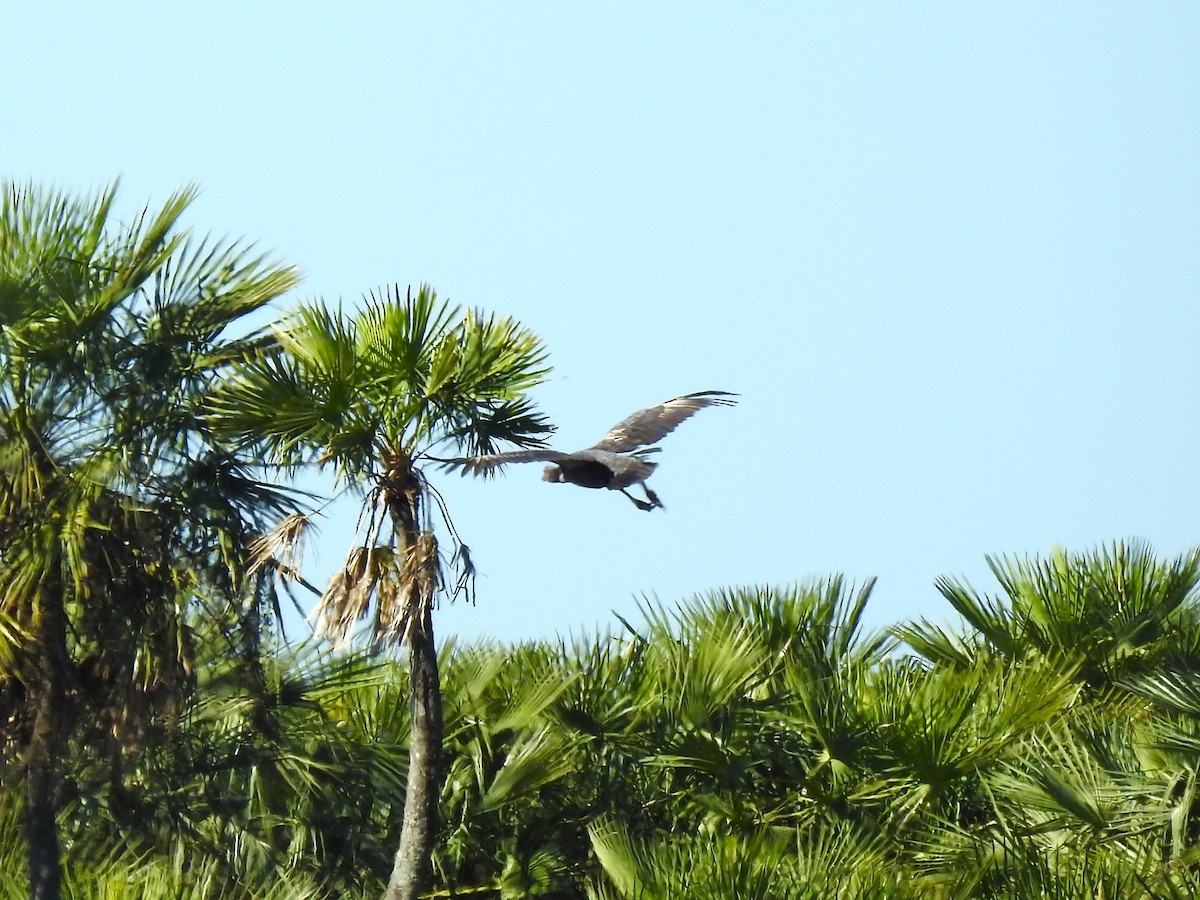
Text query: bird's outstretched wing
591 390 738 453
438 449 573 477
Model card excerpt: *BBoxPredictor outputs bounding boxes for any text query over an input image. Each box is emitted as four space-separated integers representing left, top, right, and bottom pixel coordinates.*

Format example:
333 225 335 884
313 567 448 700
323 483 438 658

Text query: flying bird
439 390 737 511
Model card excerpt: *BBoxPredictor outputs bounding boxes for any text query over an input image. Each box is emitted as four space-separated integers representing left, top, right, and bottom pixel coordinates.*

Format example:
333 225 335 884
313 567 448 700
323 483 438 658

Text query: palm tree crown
0 180 303 900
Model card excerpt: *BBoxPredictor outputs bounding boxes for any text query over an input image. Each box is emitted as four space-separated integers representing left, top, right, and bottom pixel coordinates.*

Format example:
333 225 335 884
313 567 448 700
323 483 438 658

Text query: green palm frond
680 578 890 674
933 575 1027 659
587 816 905 900
1123 668 1200 721
442 394 555 458
479 726 582 812
638 598 771 732
208 284 552 487
894 618 983 669
858 656 1079 835
935 542 1200 689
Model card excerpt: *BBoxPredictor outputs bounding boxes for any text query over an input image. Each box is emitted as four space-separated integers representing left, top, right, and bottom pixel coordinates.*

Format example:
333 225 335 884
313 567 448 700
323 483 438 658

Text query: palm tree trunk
24 592 68 900
25 688 63 900
384 481 444 900
384 606 443 900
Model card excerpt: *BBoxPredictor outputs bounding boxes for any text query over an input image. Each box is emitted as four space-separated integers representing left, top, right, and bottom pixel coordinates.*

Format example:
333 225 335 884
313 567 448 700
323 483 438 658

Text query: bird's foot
622 489 659 512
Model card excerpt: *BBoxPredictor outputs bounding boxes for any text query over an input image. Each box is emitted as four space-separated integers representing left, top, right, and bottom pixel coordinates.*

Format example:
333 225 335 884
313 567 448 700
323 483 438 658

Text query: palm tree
894 541 1200 894
0 181 302 899
207 285 552 899
900 540 1200 688
143 639 409 893
427 639 588 895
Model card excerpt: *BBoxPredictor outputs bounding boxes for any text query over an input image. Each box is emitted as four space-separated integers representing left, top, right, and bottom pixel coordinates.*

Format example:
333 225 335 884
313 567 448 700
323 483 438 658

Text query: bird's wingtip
691 389 739 405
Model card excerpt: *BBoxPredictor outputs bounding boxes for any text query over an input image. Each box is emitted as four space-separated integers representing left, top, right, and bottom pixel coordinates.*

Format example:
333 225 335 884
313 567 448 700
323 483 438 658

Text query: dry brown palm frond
374 531 441 647
247 512 315 582
312 544 389 645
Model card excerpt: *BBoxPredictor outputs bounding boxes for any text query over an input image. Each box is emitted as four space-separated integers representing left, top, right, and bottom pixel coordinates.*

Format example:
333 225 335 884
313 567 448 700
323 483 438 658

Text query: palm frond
479 726 582 812
894 618 983 669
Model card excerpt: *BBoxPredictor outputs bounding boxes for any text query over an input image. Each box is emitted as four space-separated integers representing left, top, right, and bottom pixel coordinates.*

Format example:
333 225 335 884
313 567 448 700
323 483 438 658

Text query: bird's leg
642 486 665 510
620 489 656 512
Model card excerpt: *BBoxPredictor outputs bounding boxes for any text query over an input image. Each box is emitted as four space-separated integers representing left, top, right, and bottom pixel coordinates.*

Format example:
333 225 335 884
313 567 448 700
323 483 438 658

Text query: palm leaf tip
429 455 505 480
450 398 556 457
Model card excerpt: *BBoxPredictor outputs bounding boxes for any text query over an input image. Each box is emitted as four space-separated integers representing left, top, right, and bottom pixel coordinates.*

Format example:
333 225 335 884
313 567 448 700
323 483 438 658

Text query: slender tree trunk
24 592 68 900
384 475 444 900
384 607 443 900
25 689 63 900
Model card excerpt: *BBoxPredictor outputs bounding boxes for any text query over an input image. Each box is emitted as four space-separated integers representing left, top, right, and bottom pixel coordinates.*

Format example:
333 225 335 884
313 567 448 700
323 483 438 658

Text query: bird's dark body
440 390 735 511
557 458 615 490
552 450 658 490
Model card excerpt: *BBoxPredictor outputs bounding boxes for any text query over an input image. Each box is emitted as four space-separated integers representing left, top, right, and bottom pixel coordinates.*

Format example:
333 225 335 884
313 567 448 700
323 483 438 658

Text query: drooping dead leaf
312 544 389 644
248 513 314 583
375 531 441 647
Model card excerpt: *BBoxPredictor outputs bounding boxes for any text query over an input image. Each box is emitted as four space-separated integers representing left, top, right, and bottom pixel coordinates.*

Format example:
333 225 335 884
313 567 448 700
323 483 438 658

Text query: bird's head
542 465 563 483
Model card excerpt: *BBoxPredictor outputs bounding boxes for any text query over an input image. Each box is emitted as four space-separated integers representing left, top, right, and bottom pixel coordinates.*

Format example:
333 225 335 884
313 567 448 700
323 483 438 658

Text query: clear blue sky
6 4 1199 643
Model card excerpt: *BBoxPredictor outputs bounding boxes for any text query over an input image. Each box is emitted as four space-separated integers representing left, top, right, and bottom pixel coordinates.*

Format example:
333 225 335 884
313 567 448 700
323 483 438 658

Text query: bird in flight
439 390 737 511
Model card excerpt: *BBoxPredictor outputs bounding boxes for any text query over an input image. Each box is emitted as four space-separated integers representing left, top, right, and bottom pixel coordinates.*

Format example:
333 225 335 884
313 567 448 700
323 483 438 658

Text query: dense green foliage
4 183 1199 898
1 552 1198 898
0 181 306 899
